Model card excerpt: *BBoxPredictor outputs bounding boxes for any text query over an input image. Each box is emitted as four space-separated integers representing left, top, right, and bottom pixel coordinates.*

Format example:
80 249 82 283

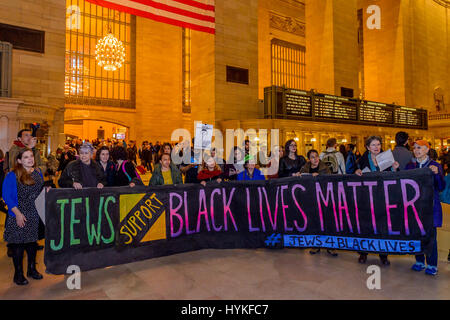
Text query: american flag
86 0 215 34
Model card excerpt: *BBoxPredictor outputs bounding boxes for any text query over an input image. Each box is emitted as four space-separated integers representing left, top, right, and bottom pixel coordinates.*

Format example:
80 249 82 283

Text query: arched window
65 0 136 108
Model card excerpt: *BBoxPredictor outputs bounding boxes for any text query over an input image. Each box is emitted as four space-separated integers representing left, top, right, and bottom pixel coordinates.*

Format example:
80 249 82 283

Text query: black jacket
114 161 143 186
278 155 306 178
100 160 116 187
58 159 107 188
356 151 394 172
141 148 153 162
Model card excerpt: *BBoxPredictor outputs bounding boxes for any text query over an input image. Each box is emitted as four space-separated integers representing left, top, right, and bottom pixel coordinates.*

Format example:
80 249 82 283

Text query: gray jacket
392 146 413 170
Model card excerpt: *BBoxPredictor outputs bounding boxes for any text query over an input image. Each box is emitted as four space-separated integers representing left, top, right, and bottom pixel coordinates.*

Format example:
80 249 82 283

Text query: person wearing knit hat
405 139 446 276
58 142 107 189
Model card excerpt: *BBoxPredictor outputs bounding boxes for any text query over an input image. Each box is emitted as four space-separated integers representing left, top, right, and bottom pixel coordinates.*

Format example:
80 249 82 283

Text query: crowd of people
0 128 449 286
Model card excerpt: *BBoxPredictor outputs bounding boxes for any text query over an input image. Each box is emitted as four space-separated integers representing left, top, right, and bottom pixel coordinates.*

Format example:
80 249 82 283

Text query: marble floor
0 193 448 299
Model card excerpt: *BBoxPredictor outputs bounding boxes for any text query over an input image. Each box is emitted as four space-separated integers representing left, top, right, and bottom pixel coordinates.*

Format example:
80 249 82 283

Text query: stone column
50 108 66 152
306 0 360 96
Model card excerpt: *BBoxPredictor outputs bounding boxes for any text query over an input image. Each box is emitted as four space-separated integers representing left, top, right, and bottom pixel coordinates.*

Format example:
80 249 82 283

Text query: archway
64 119 129 142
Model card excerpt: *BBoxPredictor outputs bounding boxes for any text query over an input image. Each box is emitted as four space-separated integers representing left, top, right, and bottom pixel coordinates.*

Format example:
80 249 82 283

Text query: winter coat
237 168 266 181
392 146 413 170
2 170 43 217
149 163 183 186
114 160 143 186
299 161 331 175
405 159 446 228
357 151 395 173
58 159 107 188
197 169 223 183
278 155 306 178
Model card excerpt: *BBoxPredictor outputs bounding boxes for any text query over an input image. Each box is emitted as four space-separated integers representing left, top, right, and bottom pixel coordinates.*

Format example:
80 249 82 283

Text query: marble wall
0 0 66 153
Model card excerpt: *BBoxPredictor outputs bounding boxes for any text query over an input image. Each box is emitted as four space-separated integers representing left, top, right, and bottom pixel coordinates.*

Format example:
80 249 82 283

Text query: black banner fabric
44 169 435 274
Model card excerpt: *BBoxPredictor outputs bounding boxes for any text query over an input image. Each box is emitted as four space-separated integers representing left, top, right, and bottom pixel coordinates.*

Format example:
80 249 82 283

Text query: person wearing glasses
278 139 306 178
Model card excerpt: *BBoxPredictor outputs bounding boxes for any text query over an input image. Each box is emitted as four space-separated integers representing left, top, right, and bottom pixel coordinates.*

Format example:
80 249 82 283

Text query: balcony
429 112 450 122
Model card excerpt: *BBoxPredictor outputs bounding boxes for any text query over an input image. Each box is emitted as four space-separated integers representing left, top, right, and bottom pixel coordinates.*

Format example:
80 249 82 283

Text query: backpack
322 151 339 174
121 160 142 183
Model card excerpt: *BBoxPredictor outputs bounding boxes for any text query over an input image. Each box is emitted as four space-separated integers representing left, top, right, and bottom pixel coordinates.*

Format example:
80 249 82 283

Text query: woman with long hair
198 156 223 186
2 148 45 285
157 143 173 162
223 146 245 181
278 139 306 178
96 146 115 187
111 146 143 187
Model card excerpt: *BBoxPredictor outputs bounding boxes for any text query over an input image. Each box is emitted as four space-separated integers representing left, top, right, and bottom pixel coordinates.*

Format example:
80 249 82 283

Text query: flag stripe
171 0 215 12
90 0 215 28
130 0 215 22
87 0 215 33
86 0 215 33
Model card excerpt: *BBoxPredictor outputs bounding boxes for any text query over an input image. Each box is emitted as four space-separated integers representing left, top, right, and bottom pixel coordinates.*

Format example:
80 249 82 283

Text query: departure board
285 89 312 117
360 101 394 124
395 107 423 127
263 86 428 130
314 94 358 121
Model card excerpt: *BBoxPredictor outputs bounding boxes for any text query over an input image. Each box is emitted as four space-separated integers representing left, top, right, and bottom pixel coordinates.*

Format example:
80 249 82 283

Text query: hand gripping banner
44 168 436 274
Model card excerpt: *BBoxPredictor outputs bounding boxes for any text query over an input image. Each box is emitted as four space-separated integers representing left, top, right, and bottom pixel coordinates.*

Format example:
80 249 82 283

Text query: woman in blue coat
2 148 45 285
405 140 445 276
237 158 266 181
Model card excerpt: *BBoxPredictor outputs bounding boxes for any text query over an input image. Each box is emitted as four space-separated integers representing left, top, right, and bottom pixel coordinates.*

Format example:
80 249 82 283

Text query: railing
264 86 428 130
429 112 450 121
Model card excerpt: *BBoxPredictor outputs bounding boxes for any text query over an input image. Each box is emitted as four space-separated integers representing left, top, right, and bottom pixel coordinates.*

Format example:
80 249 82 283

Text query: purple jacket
405 159 446 227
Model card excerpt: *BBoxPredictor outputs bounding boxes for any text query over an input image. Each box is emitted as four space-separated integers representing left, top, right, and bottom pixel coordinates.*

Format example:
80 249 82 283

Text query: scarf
14 140 26 148
198 169 221 180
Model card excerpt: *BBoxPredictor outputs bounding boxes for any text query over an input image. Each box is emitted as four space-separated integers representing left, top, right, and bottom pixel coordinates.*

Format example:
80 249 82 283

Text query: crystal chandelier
95 32 125 71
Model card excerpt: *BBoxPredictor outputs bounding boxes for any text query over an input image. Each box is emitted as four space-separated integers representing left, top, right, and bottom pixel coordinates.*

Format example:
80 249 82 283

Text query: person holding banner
180 141 201 184
2 148 45 285
406 140 445 276
198 156 223 186
96 146 115 187
355 136 400 265
58 142 106 189
296 149 338 257
210 148 225 172
149 153 183 186
297 149 331 177
278 139 306 178
111 146 143 187
237 157 265 181
224 146 245 181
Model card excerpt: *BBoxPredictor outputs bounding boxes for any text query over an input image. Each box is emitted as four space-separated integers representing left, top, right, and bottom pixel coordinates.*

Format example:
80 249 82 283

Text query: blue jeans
416 228 438 267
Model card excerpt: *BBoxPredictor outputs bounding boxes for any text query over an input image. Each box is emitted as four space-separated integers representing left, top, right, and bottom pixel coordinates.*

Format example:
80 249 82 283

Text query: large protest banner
44 169 435 274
